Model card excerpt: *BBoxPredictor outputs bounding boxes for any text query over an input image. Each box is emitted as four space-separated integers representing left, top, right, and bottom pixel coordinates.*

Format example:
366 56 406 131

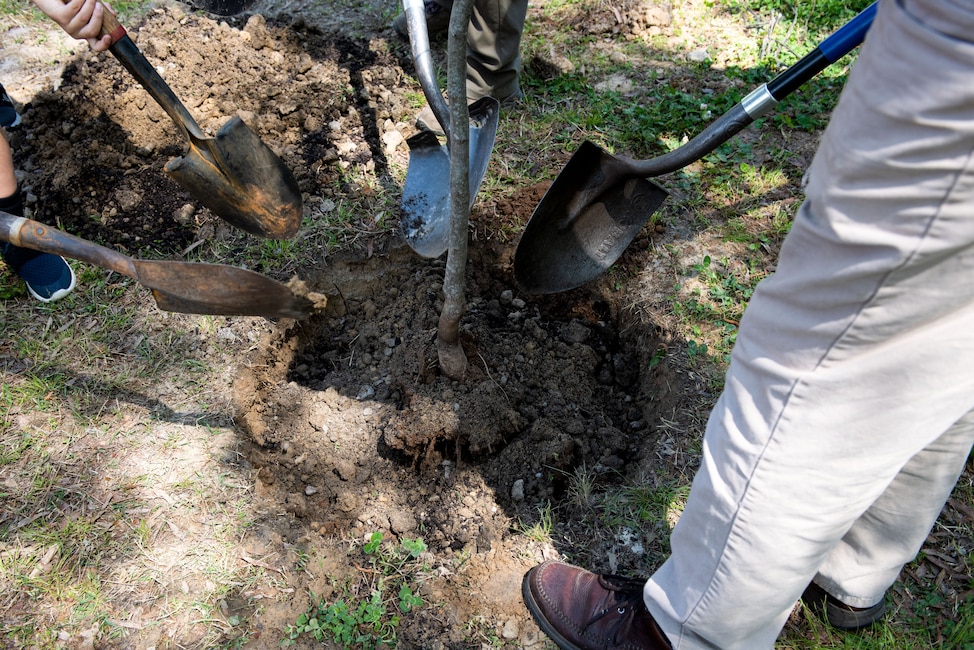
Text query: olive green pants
429 0 527 101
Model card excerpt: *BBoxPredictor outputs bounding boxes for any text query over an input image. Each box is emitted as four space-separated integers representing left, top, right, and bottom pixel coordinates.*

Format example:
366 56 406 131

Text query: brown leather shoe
522 561 673 649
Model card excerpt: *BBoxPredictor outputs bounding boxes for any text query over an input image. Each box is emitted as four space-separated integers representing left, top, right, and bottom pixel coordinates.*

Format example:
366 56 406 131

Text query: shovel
514 2 877 294
99 11 302 239
400 0 500 258
0 212 313 318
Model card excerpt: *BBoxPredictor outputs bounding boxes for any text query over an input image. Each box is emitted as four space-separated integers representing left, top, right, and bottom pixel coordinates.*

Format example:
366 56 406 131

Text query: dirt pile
7 4 693 646
14 6 411 257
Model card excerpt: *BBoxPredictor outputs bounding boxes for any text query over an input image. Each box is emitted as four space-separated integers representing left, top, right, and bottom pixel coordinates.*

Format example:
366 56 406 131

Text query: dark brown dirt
6 3 694 646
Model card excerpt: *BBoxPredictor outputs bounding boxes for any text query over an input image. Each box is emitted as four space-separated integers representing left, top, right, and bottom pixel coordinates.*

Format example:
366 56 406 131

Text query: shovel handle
0 211 138 280
99 10 207 141
403 0 452 141
629 2 877 178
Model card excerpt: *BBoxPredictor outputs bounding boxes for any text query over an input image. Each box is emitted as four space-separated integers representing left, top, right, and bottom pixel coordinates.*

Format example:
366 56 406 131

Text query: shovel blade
467 96 500 202
514 175 668 294
400 97 500 259
165 116 303 240
134 260 314 318
401 131 452 258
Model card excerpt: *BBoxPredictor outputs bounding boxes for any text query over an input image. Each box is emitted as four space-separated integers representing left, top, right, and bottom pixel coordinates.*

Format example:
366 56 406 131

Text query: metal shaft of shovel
0 211 313 319
98 11 302 239
400 0 500 258
514 2 877 295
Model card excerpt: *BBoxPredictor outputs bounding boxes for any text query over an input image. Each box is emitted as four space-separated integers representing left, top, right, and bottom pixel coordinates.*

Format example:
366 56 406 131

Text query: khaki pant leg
643 0 974 647
465 0 527 100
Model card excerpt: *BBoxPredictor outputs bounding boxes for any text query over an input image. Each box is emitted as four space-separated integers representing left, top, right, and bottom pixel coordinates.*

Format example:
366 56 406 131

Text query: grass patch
283 532 429 648
516 502 556 544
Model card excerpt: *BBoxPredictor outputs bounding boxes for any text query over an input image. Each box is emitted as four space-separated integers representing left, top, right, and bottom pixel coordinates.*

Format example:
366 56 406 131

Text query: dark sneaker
392 0 453 39
2 243 76 302
0 83 21 129
802 582 887 631
522 561 672 649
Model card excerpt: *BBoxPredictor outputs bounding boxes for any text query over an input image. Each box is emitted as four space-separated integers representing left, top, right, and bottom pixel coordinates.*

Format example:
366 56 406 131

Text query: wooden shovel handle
0 211 138 279
98 6 128 44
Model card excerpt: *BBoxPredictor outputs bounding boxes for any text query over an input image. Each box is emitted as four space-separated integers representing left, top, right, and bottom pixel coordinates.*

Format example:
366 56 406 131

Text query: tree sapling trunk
435 0 473 380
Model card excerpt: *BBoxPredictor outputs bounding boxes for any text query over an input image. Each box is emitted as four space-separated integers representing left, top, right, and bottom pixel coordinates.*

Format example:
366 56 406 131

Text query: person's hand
30 0 113 52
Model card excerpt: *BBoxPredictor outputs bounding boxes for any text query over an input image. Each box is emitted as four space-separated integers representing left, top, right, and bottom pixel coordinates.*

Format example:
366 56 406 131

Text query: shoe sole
823 598 886 630
521 568 584 650
803 582 887 631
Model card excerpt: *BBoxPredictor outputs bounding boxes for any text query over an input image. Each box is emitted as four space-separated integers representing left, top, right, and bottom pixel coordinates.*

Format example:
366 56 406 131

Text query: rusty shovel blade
103 12 302 239
164 116 303 239
136 261 313 318
0 211 314 319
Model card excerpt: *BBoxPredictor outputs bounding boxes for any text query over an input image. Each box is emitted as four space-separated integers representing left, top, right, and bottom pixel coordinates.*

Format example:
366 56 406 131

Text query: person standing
522 0 974 647
0 84 76 302
392 0 527 106
0 0 117 301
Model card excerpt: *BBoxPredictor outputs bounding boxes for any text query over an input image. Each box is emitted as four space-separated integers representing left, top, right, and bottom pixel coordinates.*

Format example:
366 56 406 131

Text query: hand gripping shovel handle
627 1 877 178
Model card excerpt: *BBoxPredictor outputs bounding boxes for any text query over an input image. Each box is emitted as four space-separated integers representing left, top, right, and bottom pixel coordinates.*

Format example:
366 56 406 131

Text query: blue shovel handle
768 2 878 100
632 2 878 177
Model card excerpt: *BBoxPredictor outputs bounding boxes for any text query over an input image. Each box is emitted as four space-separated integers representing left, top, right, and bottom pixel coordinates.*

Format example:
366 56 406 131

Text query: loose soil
1 0 971 648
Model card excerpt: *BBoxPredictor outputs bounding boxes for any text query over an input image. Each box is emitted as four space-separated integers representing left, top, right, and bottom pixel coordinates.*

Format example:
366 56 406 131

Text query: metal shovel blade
164 116 303 239
136 261 313 318
0 211 314 319
401 97 500 258
514 159 668 294
514 4 877 294
103 13 302 239
401 130 451 257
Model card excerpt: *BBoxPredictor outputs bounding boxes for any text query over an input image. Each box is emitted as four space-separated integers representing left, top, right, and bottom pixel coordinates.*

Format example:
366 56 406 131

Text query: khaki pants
644 0 974 647
428 0 527 101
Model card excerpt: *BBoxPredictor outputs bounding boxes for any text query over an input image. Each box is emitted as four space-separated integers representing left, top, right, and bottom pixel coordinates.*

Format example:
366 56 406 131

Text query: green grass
284 532 429 648
723 0 875 38
516 502 556 543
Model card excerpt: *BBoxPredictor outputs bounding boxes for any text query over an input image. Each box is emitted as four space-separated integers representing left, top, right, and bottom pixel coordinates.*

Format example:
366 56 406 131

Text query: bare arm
30 0 113 52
